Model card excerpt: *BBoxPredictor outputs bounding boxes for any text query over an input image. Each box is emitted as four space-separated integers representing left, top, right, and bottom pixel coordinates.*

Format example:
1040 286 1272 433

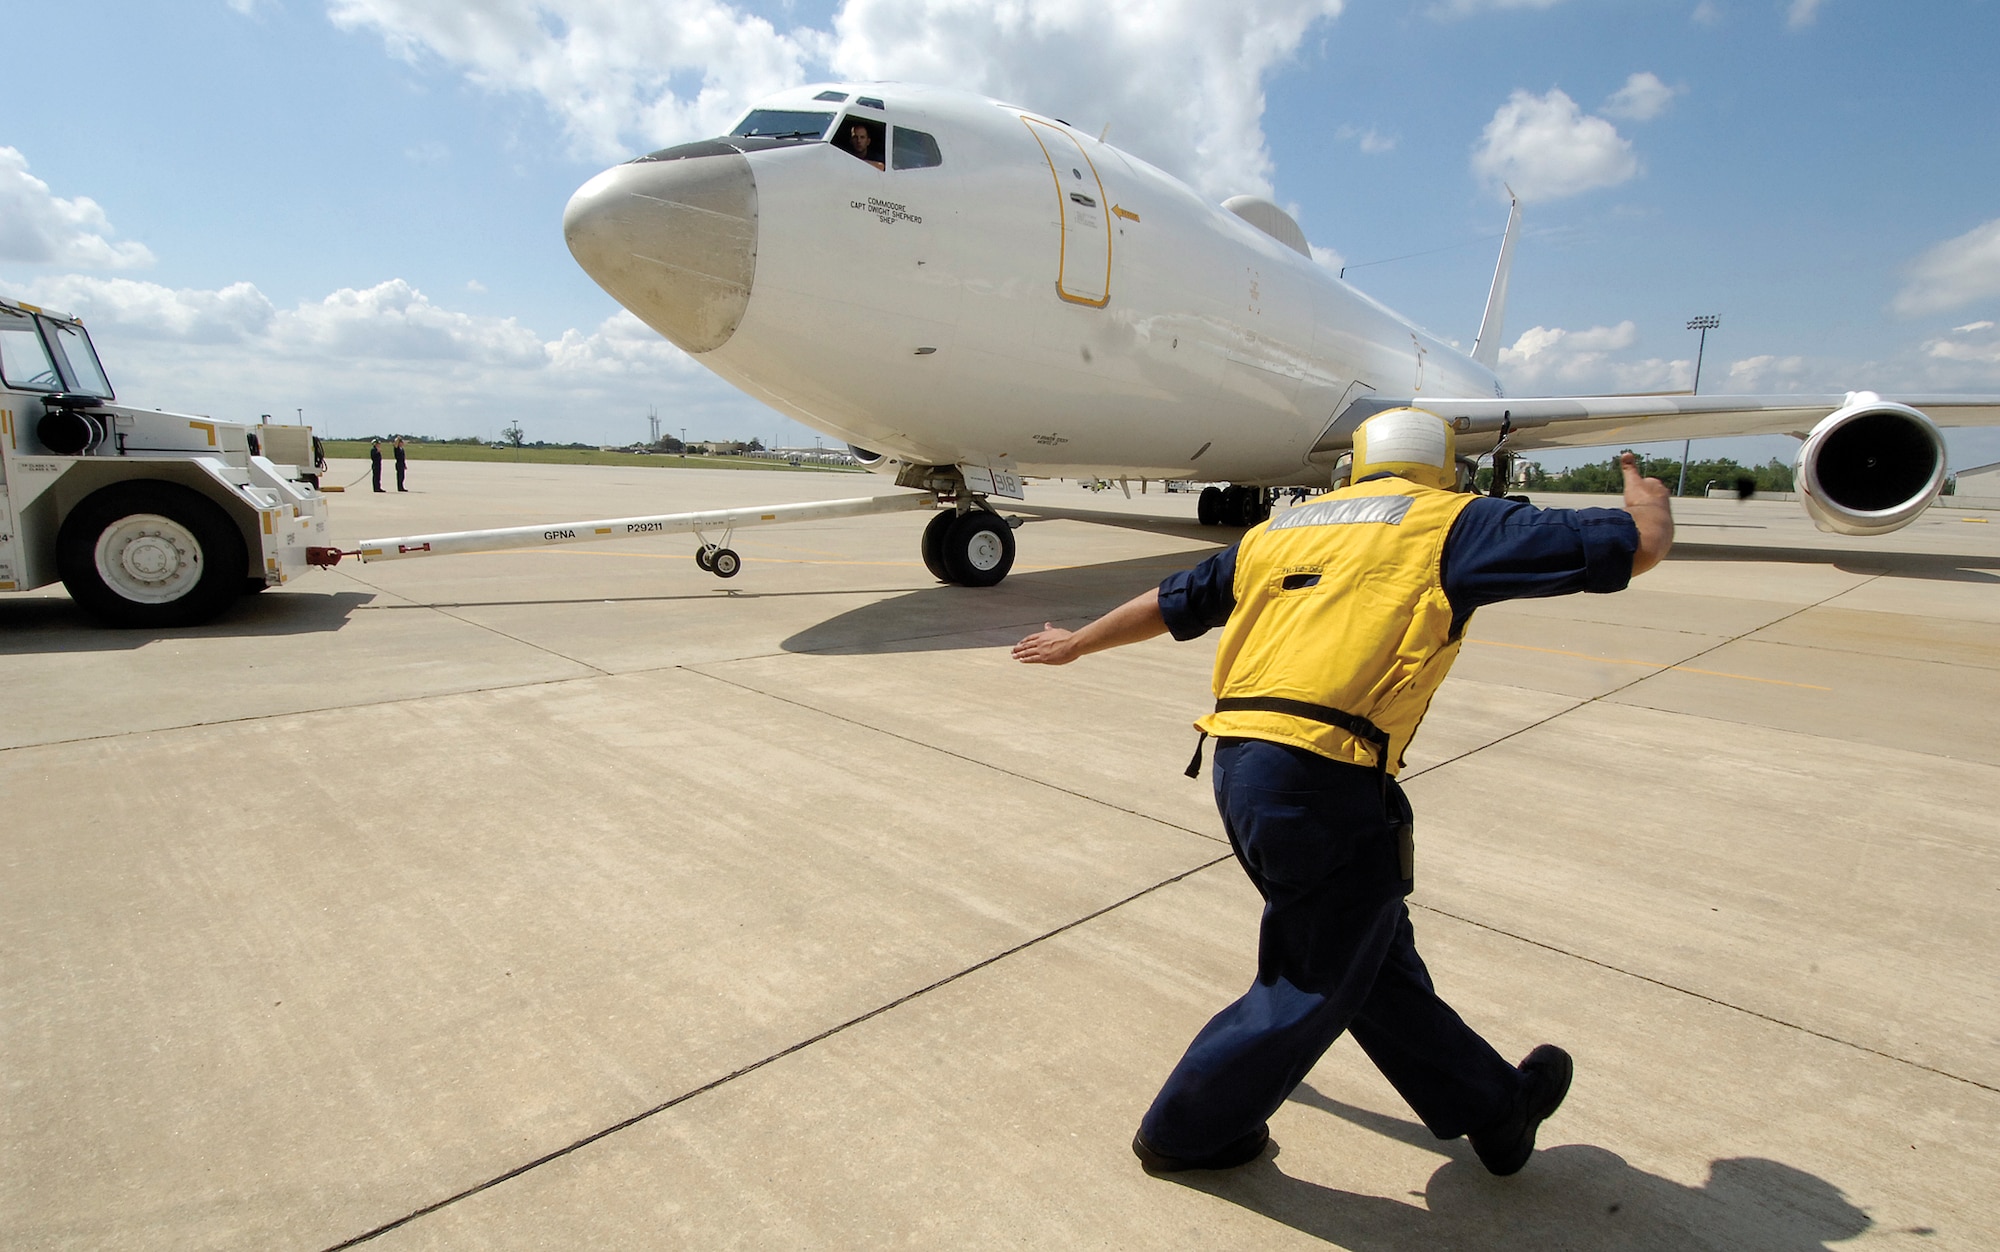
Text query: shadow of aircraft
780 550 1222 656
1166 1083 1883 1251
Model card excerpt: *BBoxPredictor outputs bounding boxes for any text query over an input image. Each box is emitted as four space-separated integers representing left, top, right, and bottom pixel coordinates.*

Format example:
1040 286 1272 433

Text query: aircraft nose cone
563 150 758 354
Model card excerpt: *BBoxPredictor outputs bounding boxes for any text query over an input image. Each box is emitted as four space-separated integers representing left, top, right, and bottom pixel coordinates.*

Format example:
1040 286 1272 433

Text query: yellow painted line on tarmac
1963 517 1990 524
1469 638 1832 690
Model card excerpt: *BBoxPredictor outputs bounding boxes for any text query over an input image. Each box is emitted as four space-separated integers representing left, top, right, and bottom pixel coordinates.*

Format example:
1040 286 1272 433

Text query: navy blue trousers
1138 738 1523 1158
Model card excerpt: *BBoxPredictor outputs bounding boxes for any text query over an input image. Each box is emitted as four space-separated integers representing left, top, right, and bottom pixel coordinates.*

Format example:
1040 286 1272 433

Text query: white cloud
1336 124 1397 153
1924 321 2000 366
1726 353 1809 390
1892 219 2000 318
329 0 823 164
1602 72 1680 122
271 280 546 365
1692 2 1722 26
547 308 704 376
327 0 1345 201
1786 0 1825 29
0 147 155 271
1499 320 1695 392
17 275 273 342
1471 89 1638 203
0 269 769 441
1309 243 1346 274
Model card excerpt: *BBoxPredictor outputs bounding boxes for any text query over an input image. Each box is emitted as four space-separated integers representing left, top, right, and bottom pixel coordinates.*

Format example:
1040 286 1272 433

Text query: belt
1187 696 1411 884
1185 696 1393 788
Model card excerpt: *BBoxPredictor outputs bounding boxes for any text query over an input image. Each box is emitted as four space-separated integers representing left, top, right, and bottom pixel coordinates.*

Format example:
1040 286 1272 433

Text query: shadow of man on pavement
1167 1083 1875 1251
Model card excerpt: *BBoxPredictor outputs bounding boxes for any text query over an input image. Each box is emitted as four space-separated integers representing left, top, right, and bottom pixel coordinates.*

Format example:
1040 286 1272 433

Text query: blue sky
5 0 1998 472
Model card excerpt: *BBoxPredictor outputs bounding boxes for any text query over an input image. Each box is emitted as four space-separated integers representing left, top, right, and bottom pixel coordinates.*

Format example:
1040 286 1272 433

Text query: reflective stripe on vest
1194 477 1477 774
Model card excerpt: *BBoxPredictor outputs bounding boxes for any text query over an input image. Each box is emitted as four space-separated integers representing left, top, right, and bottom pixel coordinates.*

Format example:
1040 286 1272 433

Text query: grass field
320 441 863 474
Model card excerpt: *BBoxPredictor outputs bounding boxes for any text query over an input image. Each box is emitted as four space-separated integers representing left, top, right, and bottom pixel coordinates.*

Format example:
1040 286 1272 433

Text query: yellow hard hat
1352 407 1456 491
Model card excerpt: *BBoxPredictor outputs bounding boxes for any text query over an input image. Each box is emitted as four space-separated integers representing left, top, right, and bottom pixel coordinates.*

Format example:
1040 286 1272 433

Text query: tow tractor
0 296 332 627
2 295 944 627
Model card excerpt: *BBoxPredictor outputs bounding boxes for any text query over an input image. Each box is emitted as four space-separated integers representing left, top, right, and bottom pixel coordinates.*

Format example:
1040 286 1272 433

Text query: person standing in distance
1013 408 1673 1177
393 436 409 491
369 438 384 492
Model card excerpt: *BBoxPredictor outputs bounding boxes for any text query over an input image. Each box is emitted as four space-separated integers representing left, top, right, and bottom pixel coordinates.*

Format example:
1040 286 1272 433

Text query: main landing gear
921 506 1017 587
1197 484 1272 527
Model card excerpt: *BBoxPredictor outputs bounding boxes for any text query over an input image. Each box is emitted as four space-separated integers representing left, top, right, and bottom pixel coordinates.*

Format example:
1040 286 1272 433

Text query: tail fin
1471 186 1521 371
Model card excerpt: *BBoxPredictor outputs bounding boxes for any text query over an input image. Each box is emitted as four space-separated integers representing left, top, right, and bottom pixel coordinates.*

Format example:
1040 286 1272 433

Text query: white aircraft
561 82 2000 587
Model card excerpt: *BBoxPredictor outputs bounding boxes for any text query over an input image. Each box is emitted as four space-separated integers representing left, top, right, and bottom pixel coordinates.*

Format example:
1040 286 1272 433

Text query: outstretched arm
1621 451 1675 575
1012 588 1169 666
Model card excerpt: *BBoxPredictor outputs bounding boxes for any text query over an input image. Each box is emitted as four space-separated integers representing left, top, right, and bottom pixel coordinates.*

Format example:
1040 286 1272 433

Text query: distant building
1955 461 2000 499
690 440 748 455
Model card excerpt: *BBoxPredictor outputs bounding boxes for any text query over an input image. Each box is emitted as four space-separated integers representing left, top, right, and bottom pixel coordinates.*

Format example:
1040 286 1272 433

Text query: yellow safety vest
1195 477 1478 775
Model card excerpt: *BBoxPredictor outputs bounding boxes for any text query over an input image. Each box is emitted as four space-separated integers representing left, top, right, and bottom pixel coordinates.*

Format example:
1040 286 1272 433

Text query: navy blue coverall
1139 491 1639 1160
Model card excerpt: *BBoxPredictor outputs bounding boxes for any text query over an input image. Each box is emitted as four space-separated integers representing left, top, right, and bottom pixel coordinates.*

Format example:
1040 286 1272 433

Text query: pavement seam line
682 663 1229 845
1411 901 2000 1096
1400 573 1884 784
335 564 615 677
319 852 1235 1251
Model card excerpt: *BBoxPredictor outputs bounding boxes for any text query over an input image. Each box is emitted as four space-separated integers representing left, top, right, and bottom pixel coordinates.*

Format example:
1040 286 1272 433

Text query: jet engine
1795 395 1947 536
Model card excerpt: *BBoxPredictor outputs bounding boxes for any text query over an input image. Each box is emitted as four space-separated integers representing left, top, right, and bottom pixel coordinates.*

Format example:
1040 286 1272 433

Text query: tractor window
892 126 943 170
833 115 886 169
48 321 113 398
0 309 62 391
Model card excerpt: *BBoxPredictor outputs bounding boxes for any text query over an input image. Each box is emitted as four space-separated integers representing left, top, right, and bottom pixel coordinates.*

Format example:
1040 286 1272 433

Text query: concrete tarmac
4 460 1996 1249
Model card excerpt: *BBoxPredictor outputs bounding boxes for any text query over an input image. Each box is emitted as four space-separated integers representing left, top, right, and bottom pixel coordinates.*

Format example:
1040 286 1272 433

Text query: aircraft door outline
1021 118 1112 308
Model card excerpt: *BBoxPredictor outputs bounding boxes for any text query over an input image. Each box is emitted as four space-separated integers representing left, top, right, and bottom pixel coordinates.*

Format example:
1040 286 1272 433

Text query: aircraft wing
1318 392 2000 454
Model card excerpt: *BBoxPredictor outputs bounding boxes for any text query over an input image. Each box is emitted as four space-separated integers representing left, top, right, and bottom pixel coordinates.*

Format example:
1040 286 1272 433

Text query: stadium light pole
1679 315 1721 496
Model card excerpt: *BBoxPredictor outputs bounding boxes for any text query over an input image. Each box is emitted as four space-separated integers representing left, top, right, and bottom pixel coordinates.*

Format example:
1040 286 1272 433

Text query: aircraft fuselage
565 83 1499 486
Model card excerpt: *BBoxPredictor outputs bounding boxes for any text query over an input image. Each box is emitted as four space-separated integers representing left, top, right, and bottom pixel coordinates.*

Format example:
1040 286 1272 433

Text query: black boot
1469 1044 1572 1176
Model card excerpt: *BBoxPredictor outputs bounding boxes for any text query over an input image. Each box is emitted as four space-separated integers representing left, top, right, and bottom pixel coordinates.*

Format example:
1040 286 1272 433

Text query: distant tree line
1497 454 1795 496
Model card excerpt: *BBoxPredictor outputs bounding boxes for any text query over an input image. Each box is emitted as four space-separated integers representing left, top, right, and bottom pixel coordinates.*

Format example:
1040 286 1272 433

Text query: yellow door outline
1021 118 1112 308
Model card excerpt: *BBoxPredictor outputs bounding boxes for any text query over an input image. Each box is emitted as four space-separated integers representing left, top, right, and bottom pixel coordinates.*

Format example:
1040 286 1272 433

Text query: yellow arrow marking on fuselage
1112 204 1141 222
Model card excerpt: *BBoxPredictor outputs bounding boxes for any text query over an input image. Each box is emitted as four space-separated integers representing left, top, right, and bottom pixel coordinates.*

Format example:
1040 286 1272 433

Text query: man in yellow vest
1014 407 1674 1176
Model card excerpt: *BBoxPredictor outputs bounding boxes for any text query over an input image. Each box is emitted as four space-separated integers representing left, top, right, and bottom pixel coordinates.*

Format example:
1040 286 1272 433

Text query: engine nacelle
1795 395 1947 537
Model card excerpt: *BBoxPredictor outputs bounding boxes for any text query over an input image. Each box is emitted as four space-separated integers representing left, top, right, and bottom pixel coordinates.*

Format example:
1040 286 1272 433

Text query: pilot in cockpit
839 119 886 170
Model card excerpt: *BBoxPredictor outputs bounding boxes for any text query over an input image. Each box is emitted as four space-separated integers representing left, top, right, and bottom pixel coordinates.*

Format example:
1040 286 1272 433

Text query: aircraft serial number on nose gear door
851 198 923 226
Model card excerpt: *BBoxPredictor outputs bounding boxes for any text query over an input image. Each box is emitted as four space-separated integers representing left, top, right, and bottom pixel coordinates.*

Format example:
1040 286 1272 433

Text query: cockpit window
729 109 833 141
856 96 886 110
48 320 112 399
892 126 943 170
813 90 848 102
0 308 62 391
833 115 886 169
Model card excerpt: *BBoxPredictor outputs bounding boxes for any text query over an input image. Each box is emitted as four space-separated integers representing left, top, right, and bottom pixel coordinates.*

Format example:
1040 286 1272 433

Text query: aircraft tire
1198 486 1223 526
710 548 741 578
941 510 1015 587
57 481 247 628
921 509 954 582
695 545 715 572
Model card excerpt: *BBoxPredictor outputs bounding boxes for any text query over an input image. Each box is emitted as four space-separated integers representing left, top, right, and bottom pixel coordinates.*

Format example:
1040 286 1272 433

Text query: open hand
1012 623 1078 665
